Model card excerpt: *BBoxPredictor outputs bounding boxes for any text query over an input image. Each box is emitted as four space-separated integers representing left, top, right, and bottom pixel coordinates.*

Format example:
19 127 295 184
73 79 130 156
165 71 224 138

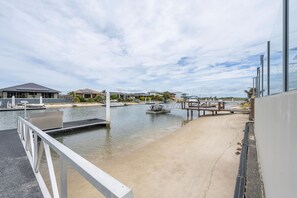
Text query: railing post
260 55 264 96
267 41 271 95
29 128 35 158
283 0 289 92
17 118 19 133
60 157 67 198
21 123 25 140
35 140 44 173
34 130 38 170
44 142 60 198
256 68 260 97
25 126 30 151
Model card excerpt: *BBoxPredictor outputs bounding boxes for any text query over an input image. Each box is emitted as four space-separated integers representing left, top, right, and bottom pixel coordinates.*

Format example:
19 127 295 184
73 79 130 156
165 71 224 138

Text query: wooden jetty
181 100 250 119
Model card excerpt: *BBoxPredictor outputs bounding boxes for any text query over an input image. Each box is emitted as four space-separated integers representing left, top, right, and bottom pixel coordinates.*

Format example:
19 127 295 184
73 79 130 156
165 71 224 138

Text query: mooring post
106 91 110 128
191 110 193 119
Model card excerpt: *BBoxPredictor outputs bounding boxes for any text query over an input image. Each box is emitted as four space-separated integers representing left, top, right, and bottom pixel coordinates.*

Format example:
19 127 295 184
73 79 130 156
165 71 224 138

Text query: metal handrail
17 116 133 198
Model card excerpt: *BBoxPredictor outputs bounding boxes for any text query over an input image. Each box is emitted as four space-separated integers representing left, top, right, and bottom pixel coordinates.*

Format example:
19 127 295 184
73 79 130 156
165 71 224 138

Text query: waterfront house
173 92 183 99
132 93 149 99
0 83 60 98
148 91 162 96
73 88 101 99
110 92 128 100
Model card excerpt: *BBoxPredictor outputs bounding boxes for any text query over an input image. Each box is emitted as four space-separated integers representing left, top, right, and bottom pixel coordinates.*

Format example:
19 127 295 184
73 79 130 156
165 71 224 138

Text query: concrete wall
255 90 297 198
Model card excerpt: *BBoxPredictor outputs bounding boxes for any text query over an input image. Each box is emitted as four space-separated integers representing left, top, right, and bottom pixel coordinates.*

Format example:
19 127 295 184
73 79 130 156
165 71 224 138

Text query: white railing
17 116 134 198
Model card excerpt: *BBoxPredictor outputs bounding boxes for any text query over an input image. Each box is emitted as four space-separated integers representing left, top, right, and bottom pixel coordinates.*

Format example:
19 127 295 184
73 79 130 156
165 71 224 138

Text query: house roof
133 93 149 97
74 88 100 94
0 83 60 93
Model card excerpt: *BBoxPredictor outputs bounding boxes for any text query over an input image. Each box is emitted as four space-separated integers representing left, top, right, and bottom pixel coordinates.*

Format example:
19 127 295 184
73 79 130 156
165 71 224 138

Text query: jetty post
106 91 111 128
12 96 15 108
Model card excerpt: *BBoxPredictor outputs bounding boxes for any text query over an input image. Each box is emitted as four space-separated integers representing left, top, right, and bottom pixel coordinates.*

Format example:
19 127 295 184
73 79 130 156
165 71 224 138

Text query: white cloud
0 0 281 96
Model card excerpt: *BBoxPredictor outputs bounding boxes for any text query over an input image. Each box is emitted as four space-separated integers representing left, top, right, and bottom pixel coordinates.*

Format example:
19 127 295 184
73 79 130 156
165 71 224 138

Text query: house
73 89 101 99
0 83 60 98
148 91 162 97
132 93 149 99
173 92 183 99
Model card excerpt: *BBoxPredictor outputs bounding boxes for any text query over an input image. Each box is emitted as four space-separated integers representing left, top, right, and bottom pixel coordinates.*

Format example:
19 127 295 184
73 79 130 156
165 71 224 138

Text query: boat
146 104 171 114
110 102 126 107
103 101 127 107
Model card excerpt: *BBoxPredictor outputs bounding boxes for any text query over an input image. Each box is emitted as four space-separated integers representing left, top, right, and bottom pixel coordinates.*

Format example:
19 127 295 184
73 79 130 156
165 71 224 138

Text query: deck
181 101 250 119
186 107 250 114
45 118 107 135
0 129 43 197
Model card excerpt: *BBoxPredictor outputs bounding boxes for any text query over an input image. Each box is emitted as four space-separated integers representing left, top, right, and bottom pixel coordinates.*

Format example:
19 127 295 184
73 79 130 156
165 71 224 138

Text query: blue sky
0 0 281 97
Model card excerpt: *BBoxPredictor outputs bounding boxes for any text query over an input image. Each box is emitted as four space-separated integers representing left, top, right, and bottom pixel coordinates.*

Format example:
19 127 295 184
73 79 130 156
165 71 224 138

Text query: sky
0 0 282 97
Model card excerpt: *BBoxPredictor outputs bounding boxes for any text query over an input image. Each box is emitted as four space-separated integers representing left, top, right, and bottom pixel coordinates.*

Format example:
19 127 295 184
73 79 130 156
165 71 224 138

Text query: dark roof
133 93 149 97
0 83 60 93
74 88 100 94
110 91 126 95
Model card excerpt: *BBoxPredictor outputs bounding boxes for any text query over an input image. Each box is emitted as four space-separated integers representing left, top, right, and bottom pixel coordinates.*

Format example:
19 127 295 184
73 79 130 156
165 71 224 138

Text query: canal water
0 104 196 162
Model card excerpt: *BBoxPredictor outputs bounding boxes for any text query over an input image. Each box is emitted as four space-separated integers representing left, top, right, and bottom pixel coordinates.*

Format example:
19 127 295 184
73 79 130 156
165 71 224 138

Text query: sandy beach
64 113 247 198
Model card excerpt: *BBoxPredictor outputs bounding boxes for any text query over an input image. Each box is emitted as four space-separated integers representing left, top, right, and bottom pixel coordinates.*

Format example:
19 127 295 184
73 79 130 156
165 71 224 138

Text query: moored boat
146 104 170 114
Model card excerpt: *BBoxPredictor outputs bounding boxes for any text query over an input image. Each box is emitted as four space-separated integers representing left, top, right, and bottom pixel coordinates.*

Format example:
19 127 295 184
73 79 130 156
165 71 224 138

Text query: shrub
74 96 80 103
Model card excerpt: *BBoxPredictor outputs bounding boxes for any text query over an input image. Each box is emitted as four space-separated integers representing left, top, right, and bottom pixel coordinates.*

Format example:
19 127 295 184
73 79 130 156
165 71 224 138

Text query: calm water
0 104 197 161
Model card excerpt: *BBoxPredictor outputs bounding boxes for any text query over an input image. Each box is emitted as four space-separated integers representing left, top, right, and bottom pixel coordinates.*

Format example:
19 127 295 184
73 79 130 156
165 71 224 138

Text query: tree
244 88 255 99
110 94 118 100
68 91 75 97
162 91 172 101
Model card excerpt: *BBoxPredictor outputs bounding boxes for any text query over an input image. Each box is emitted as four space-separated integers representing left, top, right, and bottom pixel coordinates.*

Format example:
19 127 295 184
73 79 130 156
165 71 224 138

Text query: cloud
0 0 282 96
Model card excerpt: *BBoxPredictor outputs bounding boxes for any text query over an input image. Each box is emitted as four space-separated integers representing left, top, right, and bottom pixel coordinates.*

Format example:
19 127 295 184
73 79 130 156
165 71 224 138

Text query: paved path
0 129 42 198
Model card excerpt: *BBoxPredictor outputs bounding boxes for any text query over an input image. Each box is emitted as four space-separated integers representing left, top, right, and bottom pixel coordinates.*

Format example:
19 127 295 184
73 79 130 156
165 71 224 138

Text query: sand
67 113 247 198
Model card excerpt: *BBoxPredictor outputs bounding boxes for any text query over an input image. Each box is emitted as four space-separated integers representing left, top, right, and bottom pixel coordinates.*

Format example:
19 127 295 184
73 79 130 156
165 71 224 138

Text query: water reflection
103 128 112 159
